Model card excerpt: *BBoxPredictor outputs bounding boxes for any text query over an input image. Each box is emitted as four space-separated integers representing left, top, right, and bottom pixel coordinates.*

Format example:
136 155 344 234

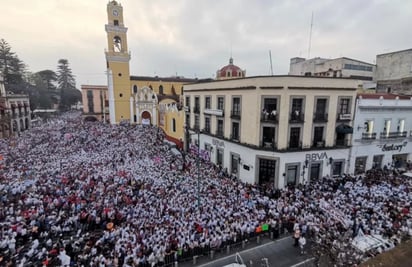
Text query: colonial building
183 75 359 188
0 73 31 138
81 85 109 122
289 57 375 81
350 93 412 173
375 49 412 94
104 0 197 126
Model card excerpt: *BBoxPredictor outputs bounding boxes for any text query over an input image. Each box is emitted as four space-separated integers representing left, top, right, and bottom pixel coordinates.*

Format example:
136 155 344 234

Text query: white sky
1 0 412 88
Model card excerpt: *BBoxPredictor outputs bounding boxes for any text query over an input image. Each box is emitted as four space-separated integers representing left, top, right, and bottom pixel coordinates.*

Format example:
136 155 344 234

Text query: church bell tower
105 0 131 124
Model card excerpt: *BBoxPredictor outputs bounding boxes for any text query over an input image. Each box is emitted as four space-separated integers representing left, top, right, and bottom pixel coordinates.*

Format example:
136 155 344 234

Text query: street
179 236 315 267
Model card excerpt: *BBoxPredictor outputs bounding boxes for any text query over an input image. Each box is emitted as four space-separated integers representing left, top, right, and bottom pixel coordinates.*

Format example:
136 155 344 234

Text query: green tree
0 38 25 86
57 59 81 111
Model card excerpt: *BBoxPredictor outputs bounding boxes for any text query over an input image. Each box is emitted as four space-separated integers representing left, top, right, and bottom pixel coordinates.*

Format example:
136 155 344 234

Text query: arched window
133 85 138 94
172 118 176 132
159 85 164 95
113 36 122 52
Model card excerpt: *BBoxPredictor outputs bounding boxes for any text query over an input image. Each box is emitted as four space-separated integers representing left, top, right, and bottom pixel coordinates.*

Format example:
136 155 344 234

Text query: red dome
216 57 245 80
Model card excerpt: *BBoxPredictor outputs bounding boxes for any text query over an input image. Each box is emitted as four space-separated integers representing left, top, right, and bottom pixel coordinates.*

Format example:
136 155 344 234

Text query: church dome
216 57 246 80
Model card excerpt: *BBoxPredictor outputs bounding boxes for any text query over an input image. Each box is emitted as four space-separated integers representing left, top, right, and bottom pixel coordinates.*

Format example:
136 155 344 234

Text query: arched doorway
141 111 151 125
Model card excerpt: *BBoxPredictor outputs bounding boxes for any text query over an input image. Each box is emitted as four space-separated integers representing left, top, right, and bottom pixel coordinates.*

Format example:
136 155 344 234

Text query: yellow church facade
102 0 197 148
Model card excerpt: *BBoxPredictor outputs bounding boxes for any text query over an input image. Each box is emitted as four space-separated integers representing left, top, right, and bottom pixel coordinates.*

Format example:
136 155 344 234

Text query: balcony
337 113 352 121
288 140 302 150
335 139 350 147
230 110 241 120
193 106 200 114
289 111 304 123
204 127 210 134
260 112 278 124
183 106 190 112
216 130 224 138
261 141 276 150
380 131 407 139
313 112 328 122
312 140 325 148
230 134 240 142
362 132 377 140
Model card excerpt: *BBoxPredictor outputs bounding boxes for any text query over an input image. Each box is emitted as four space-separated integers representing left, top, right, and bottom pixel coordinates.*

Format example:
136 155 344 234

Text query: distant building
289 57 375 81
375 49 412 94
350 93 412 173
81 85 109 122
216 57 246 80
0 73 31 138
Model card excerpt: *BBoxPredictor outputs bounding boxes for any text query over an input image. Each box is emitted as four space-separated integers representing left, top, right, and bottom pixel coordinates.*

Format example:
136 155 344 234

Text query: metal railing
289 112 304 123
380 131 407 139
230 110 241 119
313 112 328 122
362 132 377 140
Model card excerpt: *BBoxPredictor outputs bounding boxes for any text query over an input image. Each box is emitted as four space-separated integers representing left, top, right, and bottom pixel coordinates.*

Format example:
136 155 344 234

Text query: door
259 159 276 185
310 163 321 181
286 165 298 186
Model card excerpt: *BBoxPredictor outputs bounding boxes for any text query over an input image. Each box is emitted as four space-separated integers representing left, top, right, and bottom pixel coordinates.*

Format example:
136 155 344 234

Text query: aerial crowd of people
0 111 411 266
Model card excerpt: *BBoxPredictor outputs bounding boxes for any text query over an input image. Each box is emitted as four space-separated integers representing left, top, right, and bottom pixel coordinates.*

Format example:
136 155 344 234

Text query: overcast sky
1 0 412 88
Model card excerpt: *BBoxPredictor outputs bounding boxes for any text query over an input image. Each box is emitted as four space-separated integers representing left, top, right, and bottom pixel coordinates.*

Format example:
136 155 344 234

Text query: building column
130 96 134 124
106 69 116 124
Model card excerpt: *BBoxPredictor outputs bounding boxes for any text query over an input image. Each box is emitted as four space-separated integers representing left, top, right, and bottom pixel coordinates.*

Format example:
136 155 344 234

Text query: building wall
289 57 375 80
81 85 109 121
350 95 412 173
375 49 412 94
184 76 359 188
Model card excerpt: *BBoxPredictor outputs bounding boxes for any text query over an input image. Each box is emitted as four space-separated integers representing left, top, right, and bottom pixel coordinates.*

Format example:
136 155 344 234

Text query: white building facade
375 49 412 94
184 76 359 188
350 94 412 174
289 57 375 81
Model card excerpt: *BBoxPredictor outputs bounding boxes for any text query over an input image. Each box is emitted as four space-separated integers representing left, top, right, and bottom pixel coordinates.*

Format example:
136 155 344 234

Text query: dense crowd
0 112 411 266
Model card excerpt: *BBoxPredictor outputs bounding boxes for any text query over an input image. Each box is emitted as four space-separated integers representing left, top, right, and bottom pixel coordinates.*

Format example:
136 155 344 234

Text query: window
233 97 240 115
313 126 324 146
205 96 211 109
398 119 405 133
159 85 164 95
185 96 190 108
292 98 303 112
315 98 327 115
289 127 300 148
384 119 391 135
344 64 373 72
194 96 200 113
263 98 277 113
185 114 190 128
217 96 224 110
194 115 200 131
217 119 224 137
172 118 176 132
217 148 224 167
231 122 240 141
133 85 138 94
204 117 211 133
339 98 350 114
87 90 94 113
262 126 275 148
114 20 119 26
258 159 276 184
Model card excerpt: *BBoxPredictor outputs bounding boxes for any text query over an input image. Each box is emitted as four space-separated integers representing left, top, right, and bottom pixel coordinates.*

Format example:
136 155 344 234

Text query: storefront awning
336 124 353 134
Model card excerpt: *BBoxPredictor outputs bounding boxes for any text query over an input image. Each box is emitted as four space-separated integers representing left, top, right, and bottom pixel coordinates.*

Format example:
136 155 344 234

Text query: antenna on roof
308 11 314 58
269 50 274 75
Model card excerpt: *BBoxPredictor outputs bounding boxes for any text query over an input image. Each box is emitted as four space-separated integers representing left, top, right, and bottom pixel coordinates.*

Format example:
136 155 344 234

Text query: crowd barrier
153 224 284 267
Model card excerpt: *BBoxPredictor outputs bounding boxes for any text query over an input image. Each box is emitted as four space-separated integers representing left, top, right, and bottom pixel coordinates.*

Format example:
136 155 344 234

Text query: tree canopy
0 38 82 111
